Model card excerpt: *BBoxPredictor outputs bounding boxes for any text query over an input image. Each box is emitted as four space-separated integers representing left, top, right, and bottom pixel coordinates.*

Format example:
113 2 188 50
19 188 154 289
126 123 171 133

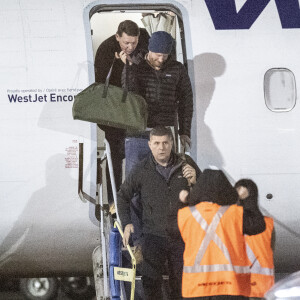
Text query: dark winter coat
94 29 149 86
123 55 194 137
234 178 266 235
93 29 149 138
117 152 201 238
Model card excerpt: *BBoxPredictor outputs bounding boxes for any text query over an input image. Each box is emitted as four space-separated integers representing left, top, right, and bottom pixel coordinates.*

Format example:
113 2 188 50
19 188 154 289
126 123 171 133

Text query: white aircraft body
1 0 300 297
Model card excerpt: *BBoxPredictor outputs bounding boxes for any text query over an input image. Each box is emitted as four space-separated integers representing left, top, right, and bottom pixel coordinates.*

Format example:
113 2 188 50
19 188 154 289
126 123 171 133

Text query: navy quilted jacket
123 55 194 137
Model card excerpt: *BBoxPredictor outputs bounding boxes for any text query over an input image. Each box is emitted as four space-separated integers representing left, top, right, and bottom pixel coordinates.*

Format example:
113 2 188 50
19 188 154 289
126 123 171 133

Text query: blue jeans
125 135 151 245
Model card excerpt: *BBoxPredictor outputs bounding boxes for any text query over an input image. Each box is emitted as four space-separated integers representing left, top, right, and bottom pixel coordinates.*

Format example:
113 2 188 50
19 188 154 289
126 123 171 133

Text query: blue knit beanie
148 31 173 54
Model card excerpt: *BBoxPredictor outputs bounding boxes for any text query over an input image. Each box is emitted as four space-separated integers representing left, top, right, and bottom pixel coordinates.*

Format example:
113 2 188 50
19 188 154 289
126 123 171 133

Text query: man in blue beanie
147 30 174 69
120 30 194 175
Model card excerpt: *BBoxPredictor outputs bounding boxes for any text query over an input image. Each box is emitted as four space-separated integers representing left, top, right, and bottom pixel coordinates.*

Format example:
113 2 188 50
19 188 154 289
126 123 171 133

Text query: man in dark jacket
117 126 201 300
95 20 149 86
122 31 194 151
94 20 149 205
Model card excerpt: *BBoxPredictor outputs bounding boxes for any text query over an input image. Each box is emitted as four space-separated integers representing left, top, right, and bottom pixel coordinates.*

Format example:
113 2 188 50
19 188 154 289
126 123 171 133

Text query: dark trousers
142 234 185 300
99 126 125 205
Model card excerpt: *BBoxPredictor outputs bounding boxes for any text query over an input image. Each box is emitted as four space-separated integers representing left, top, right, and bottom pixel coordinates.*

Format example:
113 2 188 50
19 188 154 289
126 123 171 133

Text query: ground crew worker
235 179 275 299
178 169 266 299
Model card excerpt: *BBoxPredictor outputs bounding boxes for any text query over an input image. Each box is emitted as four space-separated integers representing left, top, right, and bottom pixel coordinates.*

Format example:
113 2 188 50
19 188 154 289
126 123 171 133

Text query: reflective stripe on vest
246 241 274 276
183 205 249 274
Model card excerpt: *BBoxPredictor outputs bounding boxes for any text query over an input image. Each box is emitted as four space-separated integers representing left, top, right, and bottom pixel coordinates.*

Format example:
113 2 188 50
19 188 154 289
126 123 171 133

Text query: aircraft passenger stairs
81 139 171 300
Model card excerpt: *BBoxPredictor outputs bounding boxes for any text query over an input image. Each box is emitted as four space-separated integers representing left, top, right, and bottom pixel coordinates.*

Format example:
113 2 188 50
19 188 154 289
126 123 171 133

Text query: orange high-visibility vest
245 216 274 298
178 202 250 298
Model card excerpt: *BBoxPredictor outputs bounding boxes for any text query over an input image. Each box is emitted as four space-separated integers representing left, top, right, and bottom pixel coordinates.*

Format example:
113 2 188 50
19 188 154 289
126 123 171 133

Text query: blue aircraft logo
205 0 300 29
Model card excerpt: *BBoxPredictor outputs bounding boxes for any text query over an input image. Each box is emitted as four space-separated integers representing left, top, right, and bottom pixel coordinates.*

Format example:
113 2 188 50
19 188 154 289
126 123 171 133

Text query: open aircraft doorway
88 5 189 299
89 4 189 169
90 6 187 64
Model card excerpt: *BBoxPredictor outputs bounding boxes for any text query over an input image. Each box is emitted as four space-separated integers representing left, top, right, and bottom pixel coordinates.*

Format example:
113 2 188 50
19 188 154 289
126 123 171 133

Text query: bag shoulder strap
102 56 128 103
121 60 128 103
102 56 115 98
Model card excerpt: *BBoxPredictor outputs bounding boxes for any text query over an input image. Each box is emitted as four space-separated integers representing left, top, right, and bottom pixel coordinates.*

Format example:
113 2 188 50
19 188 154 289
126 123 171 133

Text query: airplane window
264 68 296 112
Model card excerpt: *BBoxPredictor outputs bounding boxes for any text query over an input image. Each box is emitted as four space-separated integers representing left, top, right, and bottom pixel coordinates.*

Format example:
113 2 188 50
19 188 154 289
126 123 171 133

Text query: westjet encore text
8 93 74 103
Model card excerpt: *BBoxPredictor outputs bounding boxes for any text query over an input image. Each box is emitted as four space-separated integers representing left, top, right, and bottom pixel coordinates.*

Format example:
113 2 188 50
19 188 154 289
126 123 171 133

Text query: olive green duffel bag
72 61 148 132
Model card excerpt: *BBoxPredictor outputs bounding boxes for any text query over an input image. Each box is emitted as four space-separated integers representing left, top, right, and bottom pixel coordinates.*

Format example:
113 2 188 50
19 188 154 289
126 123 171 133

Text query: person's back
178 171 251 298
178 169 266 299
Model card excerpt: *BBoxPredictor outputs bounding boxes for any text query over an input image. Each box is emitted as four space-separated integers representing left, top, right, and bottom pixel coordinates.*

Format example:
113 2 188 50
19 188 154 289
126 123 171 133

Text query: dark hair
150 126 174 141
117 20 140 37
189 169 238 206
